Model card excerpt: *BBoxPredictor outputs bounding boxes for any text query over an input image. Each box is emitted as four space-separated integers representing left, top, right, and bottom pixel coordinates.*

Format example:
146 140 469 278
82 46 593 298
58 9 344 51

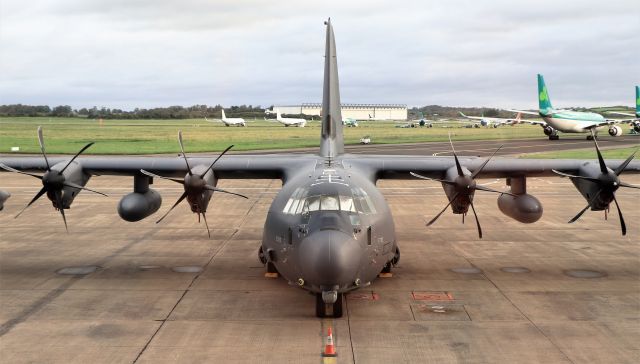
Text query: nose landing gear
316 291 343 318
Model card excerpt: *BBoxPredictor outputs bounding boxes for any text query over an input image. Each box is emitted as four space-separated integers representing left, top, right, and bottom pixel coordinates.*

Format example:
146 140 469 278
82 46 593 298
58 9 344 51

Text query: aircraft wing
606 111 635 117
504 109 539 116
0 155 316 180
345 155 640 181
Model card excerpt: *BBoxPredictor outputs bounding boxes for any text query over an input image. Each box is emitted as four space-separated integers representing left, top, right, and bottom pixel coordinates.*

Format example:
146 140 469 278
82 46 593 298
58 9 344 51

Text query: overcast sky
1 0 638 109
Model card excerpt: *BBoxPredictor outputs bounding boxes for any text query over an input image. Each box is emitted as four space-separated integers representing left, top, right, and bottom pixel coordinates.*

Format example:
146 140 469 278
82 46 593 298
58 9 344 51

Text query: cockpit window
282 188 376 215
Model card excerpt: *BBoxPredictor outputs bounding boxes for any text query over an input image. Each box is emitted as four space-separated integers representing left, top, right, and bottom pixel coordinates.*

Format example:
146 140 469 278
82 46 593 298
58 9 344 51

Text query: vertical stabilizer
635 86 639 118
319 18 344 158
537 74 553 116
221 109 227 120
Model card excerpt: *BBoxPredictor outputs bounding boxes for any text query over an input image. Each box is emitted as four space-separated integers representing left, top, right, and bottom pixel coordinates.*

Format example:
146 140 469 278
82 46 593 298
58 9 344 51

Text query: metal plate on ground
411 304 471 321
171 266 203 273
563 269 607 278
451 267 483 274
412 291 454 301
56 266 101 275
501 267 531 273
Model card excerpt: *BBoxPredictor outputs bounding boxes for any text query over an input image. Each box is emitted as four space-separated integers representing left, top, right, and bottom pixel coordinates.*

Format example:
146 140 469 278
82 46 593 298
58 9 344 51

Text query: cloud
0 0 638 109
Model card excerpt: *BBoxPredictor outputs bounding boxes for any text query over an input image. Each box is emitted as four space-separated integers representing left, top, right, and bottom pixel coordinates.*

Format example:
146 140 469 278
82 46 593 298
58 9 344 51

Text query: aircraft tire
316 293 327 317
549 135 559 140
333 293 343 318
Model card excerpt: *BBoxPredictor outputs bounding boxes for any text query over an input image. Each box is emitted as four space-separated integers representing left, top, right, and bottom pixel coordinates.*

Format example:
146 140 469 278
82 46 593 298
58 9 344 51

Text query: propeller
410 135 513 238
141 131 248 237
0 126 106 231
552 129 638 235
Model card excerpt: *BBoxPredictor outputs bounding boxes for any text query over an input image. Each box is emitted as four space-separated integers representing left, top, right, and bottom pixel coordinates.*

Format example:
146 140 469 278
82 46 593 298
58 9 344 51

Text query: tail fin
635 85 639 118
319 18 344 158
221 109 227 120
537 74 553 116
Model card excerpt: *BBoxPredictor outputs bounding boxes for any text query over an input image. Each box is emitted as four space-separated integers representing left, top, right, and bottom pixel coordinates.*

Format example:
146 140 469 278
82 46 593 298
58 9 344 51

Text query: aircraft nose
298 229 361 288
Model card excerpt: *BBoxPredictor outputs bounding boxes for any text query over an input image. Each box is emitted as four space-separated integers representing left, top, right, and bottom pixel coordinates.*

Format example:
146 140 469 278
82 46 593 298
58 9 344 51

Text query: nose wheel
316 292 343 318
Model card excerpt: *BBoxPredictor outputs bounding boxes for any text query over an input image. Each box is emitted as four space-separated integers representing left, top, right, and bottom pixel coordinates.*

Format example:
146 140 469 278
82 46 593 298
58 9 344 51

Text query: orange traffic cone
323 327 337 357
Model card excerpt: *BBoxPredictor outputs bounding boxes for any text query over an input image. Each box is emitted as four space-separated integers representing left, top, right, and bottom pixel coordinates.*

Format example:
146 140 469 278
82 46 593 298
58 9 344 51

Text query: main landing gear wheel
258 246 267 265
548 134 559 140
586 134 597 140
316 293 343 318
382 246 401 274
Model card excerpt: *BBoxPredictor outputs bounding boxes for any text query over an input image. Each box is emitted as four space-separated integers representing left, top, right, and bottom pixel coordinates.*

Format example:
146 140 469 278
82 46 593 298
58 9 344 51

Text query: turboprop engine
0 126 107 231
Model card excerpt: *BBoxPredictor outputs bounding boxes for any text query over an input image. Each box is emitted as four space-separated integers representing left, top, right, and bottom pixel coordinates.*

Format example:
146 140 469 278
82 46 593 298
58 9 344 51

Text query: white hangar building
274 103 407 120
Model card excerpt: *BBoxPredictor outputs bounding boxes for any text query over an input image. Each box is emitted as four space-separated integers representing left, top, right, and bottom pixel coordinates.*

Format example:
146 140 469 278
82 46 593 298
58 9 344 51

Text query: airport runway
1 172 639 363
244 134 640 157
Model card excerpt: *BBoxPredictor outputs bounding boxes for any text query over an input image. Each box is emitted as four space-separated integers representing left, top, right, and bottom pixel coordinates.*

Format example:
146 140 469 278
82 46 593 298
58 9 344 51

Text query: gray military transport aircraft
1 19 639 318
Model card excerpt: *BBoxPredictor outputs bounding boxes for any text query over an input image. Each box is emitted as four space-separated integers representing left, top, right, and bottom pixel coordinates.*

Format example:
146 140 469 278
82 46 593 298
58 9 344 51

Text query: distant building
274 103 407 120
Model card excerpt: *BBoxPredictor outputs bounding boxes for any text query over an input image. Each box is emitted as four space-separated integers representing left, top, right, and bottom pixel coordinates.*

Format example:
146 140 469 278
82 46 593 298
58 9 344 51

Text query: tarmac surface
1 145 639 363
246 134 640 157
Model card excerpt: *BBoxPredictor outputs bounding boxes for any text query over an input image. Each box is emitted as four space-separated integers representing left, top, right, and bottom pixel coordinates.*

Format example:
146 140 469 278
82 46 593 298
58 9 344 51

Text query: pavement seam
344 297 357 364
131 180 275 363
473 261 577 364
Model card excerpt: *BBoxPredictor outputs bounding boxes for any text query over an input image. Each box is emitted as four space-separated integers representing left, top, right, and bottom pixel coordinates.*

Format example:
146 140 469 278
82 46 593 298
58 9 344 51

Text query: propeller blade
619 181 640 190
590 129 608 174
63 182 108 197
475 184 516 196
178 131 192 175
613 194 627 236
426 192 459 226
568 204 591 224
614 150 637 176
37 126 51 171
203 185 249 199
471 145 503 178
568 189 602 223
409 172 455 185
15 186 47 218
0 163 43 179
551 169 601 183
60 142 95 173
448 133 464 176
612 195 626 236
202 212 211 238
200 145 234 178
54 190 68 232
469 200 483 239
156 191 188 223
140 169 185 184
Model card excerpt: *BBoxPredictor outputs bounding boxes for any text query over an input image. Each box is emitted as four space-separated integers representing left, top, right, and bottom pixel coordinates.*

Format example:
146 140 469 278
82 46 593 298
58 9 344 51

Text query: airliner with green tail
510 75 635 140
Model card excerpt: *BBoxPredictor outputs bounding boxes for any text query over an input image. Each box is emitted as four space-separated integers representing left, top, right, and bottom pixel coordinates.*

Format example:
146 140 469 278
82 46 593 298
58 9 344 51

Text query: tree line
0 104 268 119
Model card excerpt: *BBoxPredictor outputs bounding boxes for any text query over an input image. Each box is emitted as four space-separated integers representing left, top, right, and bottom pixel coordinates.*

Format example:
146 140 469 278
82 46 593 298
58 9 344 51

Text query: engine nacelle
543 126 555 136
497 193 543 223
118 189 162 222
608 125 623 137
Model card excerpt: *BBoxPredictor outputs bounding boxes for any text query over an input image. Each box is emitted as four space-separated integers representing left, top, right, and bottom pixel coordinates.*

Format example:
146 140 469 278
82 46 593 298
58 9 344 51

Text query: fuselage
261 160 396 294
543 110 605 133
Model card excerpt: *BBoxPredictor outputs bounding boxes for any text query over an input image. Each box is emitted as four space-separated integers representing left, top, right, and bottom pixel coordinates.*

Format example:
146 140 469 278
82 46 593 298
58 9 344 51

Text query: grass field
0 117 636 158
522 146 639 159
0 117 551 154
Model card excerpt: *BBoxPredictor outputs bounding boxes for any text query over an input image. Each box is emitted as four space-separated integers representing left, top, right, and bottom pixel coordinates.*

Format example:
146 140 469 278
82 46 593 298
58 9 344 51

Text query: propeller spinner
141 131 248 238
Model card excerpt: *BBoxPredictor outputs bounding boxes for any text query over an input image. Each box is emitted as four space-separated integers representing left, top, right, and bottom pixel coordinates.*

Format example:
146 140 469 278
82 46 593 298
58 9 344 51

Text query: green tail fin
635 85 639 118
538 74 553 116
